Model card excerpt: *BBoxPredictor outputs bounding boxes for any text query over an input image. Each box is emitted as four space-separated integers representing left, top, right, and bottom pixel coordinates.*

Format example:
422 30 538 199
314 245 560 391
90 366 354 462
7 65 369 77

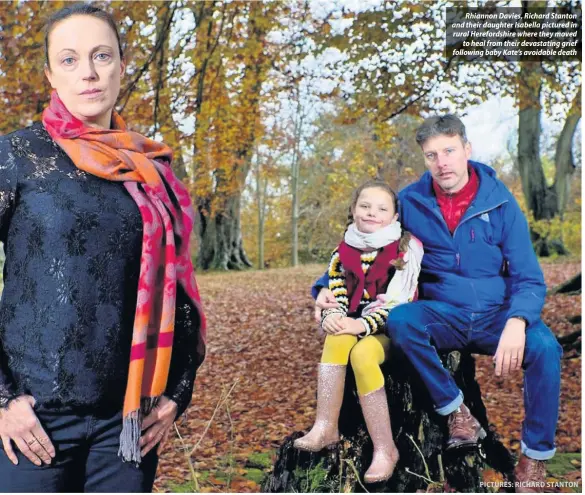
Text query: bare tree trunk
229 194 253 270
554 92 581 214
515 3 581 257
517 62 556 221
196 193 253 271
189 2 272 271
258 218 265 269
255 155 264 270
291 95 304 267
255 154 269 270
291 160 299 267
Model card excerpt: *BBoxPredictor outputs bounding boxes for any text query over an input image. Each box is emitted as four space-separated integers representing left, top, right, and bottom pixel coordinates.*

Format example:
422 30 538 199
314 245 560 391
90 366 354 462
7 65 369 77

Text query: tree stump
549 273 581 296
264 352 515 493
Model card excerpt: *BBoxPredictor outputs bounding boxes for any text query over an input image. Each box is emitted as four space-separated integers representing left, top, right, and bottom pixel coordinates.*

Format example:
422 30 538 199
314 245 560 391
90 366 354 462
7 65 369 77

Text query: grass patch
166 480 199 493
246 451 274 469
165 470 212 493
244 467 266 484
242 451 274 487
293 459 330 493
546 453 581 478
166 453 273 493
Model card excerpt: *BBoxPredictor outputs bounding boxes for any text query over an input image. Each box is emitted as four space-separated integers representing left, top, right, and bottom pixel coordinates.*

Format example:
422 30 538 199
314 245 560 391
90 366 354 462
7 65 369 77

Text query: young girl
294 179 423 483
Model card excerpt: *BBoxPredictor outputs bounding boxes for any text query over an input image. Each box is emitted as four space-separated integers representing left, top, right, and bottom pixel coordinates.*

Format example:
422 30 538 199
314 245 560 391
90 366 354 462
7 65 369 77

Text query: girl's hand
322 313 346 334
335 318 366 336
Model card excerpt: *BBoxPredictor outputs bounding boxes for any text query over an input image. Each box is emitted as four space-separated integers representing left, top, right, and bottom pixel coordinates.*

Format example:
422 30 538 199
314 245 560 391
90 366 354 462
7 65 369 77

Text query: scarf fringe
118 396 161 464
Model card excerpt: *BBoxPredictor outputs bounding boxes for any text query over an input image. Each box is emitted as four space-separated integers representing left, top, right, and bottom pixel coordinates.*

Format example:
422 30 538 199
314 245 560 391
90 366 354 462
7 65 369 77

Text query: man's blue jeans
0 407 158 492
386 300 562 460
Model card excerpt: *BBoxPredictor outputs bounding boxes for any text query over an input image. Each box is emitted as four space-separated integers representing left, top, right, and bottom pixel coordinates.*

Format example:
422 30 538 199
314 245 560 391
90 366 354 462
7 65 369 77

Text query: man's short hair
415 114 468 147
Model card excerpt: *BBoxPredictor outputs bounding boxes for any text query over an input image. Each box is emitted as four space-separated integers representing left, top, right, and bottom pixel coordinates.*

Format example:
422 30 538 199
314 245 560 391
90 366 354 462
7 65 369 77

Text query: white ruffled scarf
344 222 402 250
344 221 424 316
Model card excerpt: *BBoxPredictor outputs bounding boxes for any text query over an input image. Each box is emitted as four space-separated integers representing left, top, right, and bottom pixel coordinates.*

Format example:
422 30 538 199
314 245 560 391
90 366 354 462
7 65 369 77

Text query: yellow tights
321 333 390 395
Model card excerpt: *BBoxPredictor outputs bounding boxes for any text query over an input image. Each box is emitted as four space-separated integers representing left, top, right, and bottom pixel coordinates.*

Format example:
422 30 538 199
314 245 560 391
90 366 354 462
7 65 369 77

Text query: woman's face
44 15 125 129
352 187 398 234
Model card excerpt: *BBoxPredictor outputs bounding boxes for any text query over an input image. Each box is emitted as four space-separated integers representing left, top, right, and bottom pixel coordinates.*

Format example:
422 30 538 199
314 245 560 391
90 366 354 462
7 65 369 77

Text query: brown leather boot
514 454 547 493
445 403 486 450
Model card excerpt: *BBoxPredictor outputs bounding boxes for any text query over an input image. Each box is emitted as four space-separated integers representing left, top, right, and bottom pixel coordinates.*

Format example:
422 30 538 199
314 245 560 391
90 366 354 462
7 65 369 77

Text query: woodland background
0 0 581 493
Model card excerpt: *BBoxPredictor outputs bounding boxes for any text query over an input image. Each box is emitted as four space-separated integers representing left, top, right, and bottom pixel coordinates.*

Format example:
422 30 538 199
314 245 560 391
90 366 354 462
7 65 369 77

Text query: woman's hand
140 396 178 457
314 288 340 323
0 395 55 466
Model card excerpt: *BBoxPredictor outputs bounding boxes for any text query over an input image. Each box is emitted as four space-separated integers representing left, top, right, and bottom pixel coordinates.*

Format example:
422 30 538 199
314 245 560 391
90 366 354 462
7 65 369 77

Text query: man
313 115 562 493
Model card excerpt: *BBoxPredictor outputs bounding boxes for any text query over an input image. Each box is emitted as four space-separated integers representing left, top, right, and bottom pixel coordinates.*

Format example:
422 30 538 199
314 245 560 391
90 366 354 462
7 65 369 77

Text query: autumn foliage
0 1 581 492
0 1 579 269
153 262 581 493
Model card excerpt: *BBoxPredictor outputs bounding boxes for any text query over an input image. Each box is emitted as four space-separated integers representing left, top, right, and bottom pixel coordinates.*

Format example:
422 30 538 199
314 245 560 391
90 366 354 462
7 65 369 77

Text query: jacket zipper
454 201 508 273
410 196 509 273
409 194 507 239
452 201 508 238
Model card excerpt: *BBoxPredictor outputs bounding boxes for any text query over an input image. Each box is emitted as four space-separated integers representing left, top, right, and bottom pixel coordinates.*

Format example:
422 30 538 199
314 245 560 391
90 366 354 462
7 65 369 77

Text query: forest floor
153 259 582 493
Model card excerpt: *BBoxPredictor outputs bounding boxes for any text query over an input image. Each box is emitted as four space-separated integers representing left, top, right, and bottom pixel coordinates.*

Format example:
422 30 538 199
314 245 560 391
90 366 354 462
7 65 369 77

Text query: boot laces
448 406 468 433
525 459 546 480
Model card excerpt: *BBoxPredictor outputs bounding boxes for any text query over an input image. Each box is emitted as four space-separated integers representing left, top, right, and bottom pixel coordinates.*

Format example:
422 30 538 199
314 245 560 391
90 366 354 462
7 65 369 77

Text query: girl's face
44 15 125 129
352 187 398 234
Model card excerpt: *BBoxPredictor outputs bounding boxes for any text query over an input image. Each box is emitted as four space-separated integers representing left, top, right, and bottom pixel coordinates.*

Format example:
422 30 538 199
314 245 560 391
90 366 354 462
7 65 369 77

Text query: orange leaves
229 479 260 492
184 2 286 222
0 3 51 131
153 261 581 492
0 1 286 254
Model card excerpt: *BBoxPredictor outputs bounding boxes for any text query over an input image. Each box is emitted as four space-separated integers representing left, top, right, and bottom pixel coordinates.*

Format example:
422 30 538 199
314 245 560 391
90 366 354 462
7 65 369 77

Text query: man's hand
140 396 178 457
322 313 346 334
0 395 55 466
335 317 366 336
493 318 526 377
314 288 340 323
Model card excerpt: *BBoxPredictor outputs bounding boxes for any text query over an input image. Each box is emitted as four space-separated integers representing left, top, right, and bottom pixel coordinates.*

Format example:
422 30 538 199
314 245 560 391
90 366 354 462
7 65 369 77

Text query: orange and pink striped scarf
42 91 206 463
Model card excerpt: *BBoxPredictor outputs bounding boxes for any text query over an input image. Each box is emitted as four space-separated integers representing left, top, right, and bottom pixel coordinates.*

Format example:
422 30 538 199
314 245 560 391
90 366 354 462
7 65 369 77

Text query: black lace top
0 123 200 418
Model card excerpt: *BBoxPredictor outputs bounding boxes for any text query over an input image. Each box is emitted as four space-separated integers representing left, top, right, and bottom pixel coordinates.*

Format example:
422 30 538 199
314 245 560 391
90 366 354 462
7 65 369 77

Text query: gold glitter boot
360 387 399 483
293 363 346 452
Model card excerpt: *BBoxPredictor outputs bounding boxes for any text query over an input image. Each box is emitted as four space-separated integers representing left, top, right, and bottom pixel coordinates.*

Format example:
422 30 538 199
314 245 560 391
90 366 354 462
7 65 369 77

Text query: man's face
421 134 472 193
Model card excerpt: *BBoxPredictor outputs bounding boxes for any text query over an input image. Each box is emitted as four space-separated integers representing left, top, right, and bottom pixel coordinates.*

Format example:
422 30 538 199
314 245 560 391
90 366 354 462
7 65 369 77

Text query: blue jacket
313 161 546 326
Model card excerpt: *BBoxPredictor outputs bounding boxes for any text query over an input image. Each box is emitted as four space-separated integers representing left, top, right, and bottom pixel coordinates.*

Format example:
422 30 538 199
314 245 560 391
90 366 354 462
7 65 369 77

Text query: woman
0 4 206 492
